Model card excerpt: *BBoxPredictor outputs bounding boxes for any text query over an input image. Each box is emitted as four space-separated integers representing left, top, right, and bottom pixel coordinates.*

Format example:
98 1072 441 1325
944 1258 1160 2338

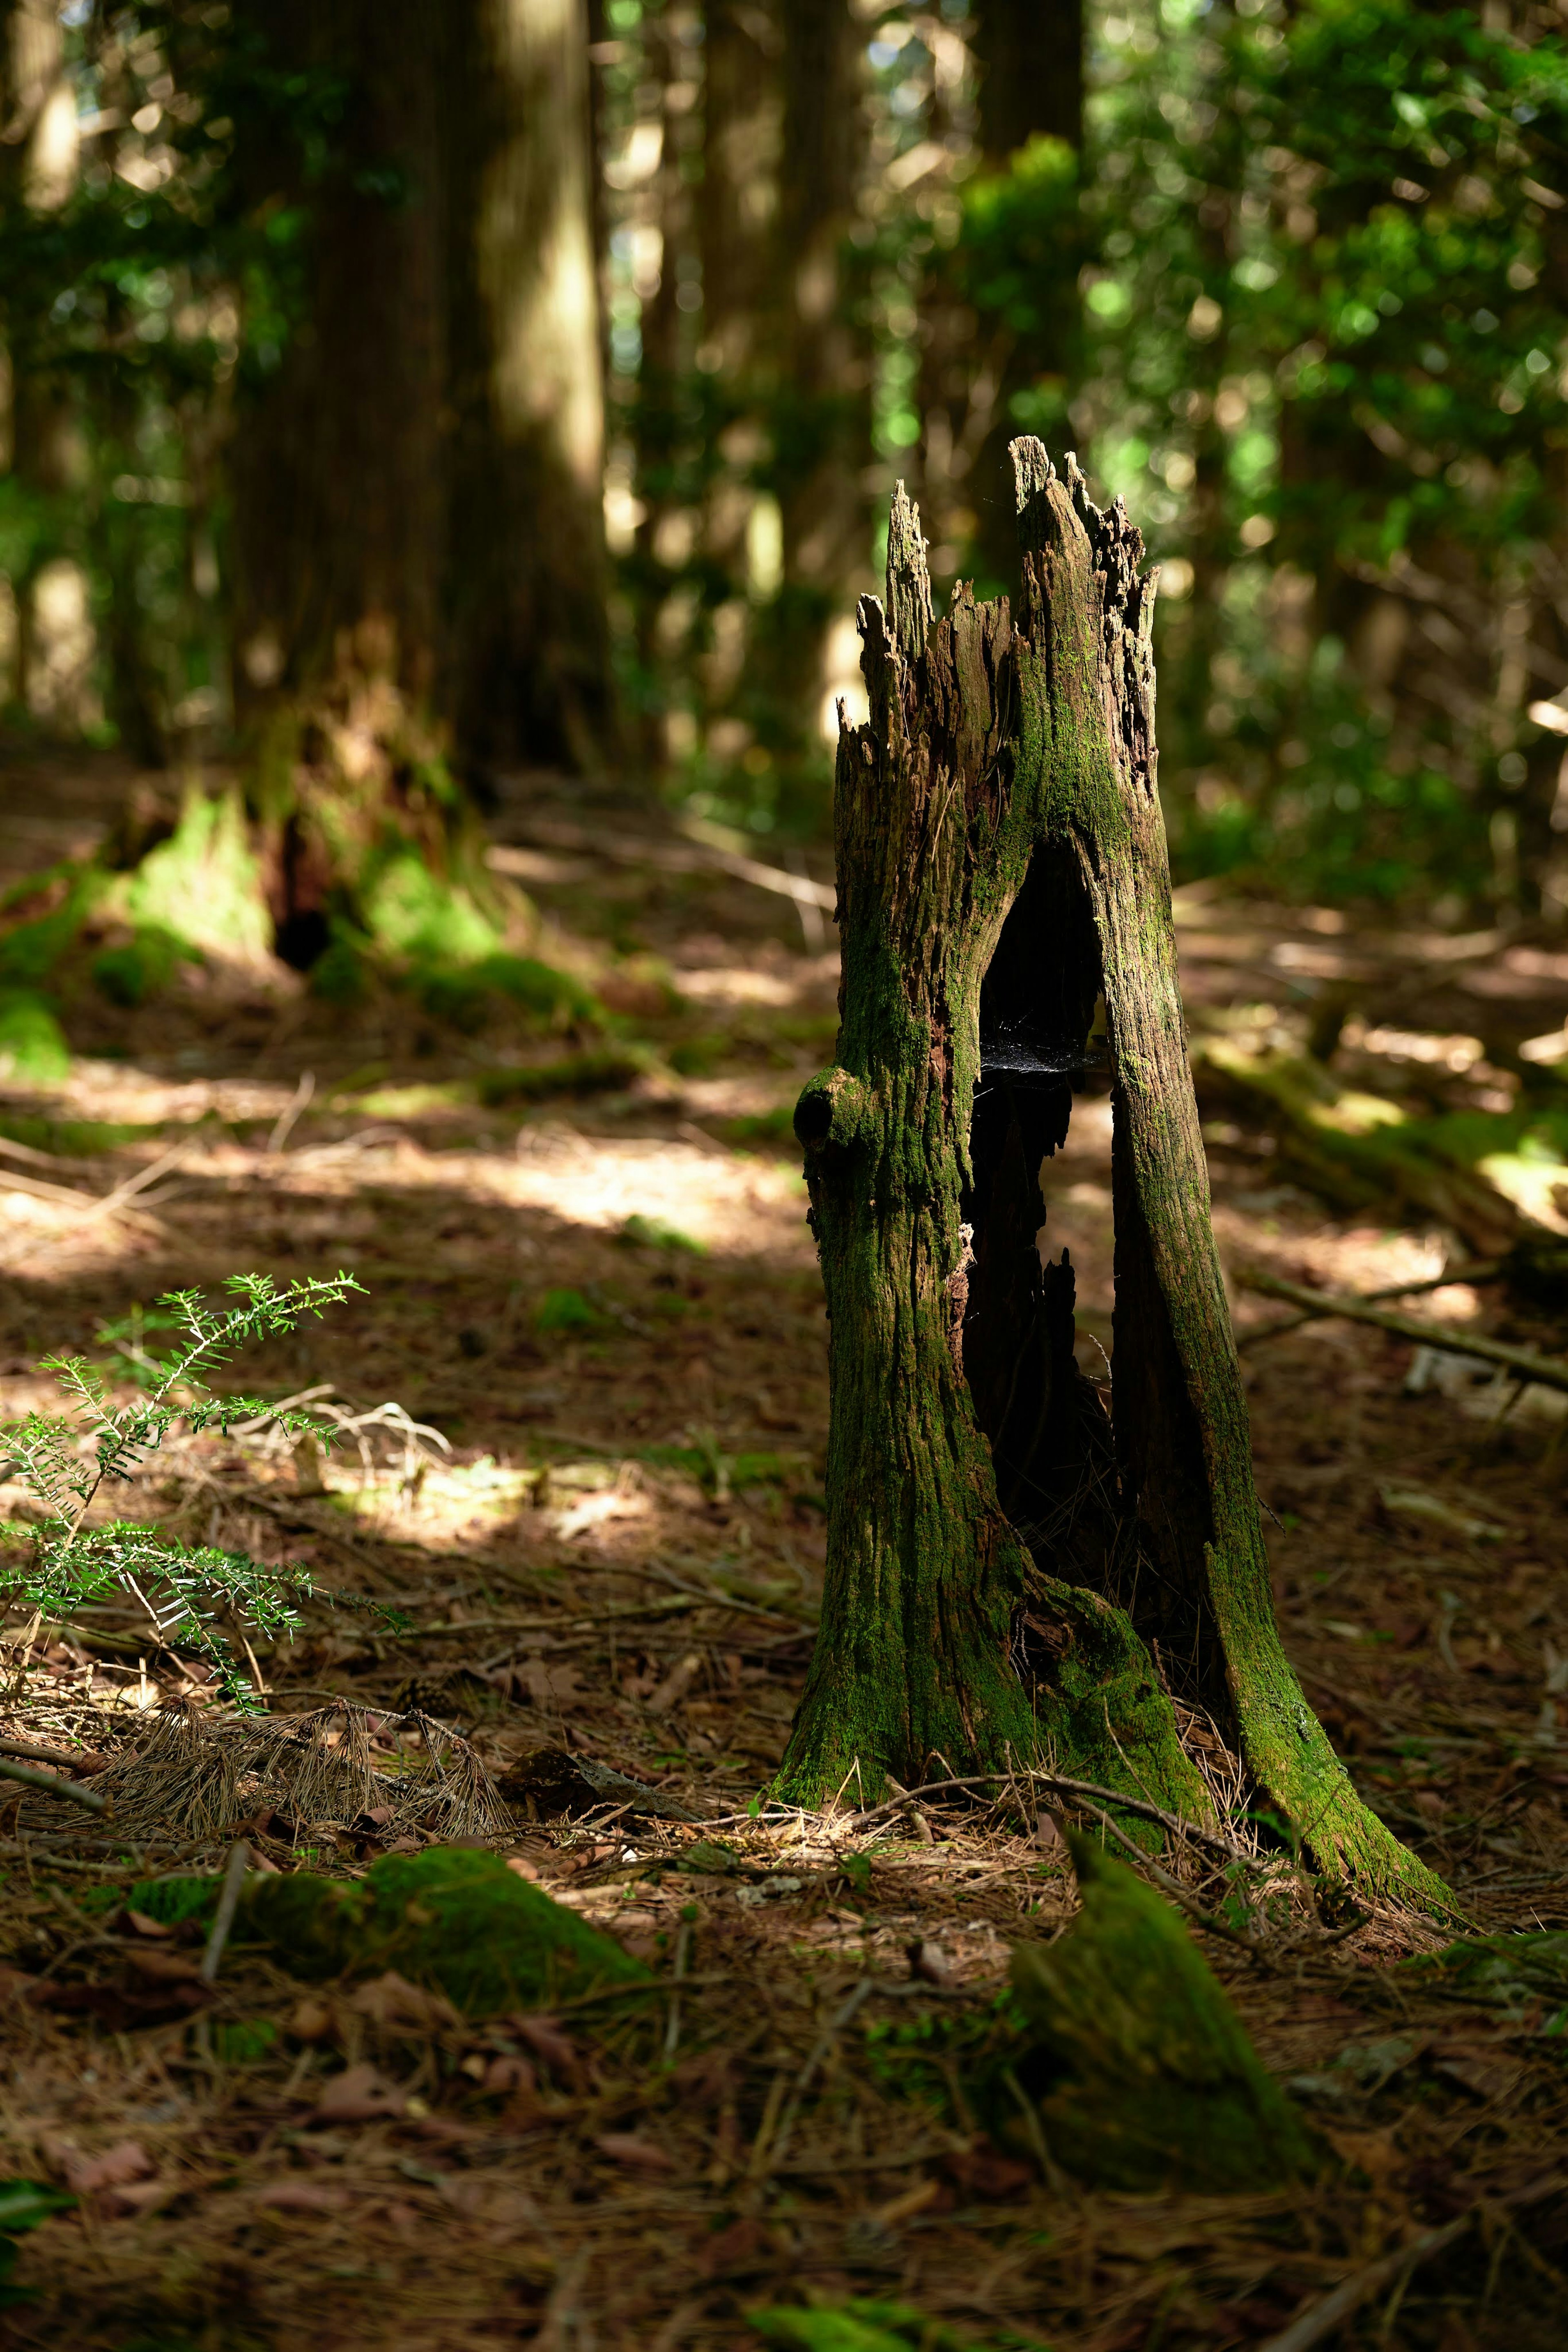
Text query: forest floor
0 745 1564 2351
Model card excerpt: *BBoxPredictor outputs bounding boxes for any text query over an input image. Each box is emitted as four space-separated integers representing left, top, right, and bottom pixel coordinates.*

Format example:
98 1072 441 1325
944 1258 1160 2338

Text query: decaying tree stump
781 439 1446 1908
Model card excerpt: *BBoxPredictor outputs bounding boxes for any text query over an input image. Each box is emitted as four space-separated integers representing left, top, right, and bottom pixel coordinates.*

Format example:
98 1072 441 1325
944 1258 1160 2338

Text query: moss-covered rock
131 1846 653 2019
998 1835 1324 2192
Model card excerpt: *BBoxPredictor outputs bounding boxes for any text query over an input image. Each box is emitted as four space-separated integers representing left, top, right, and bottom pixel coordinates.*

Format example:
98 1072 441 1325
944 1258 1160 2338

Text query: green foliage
0 1271 363 1701
91 925 197 1008
618 1212 708 1255
360 848 499 968
123 791 270 963
307 921 374 1007
0 2180 76 2310
211 2018 279 2064
1059 0 1568 905
749 2305 1053 2352
0 993 70 1087
533 1288 604 1336
94 1302 185 1390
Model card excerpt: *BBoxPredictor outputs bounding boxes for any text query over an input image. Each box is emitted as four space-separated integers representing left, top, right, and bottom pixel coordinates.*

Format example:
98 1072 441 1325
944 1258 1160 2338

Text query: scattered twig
265 1071 314 1157
0 1755 109 1815
1257 2218 1472 2352
1237 1269 1568 1396
763 1977 875 2175
379 1596 705 1641
200 1840 252 1984
849 1769 1254 1867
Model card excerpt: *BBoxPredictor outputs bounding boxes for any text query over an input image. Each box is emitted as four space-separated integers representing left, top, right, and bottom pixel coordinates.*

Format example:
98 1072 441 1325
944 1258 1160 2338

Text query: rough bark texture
443 0 615 775
701 0 779 381
230 0 612 785
1 0 83 720
782 441 1447 1909
772 0 872 734
973 0 1083 163
228 0 445 727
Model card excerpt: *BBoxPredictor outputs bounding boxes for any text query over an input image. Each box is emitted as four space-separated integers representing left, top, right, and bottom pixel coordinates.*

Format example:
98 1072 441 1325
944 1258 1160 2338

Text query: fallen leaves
312 2064 409 2126
62 2141 154 2196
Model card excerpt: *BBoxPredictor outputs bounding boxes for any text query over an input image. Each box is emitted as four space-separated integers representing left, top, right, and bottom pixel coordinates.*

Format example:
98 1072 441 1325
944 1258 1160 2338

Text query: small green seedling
0 2179 76 2307
0 1271 363 1702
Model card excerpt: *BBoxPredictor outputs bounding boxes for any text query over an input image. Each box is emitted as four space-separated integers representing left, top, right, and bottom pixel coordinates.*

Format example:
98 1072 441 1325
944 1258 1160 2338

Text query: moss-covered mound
998 1836 1324 2192
131 1846 653 2019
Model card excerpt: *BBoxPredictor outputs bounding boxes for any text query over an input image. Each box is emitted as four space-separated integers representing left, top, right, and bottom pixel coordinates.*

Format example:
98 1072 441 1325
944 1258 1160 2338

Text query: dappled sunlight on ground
1 762 1566 2346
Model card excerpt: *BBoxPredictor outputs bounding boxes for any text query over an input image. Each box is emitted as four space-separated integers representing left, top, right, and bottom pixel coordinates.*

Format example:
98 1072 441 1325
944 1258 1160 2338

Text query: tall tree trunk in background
1 0 83 723
775 0 870 749
228 0 613 957
968 0 1083 596
782 447 1450 1919
228 0 445 763
699 0 781 741
443 0 615 777
702 0 778 381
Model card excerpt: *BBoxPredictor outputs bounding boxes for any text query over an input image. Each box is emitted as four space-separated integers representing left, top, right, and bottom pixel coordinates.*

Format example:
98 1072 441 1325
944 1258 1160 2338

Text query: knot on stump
794 1068 866 1152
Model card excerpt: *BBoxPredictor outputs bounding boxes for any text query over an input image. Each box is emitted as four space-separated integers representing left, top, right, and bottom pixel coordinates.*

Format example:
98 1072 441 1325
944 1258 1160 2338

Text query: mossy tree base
778 443 1449 1915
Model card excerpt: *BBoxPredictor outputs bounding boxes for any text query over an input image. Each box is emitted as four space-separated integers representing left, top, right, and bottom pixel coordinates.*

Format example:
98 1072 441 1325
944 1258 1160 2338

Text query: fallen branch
1237 1258 1509 1349
1258 2218 1473 2352
0 1735 109 1773
0 1755 110 1815
1236 1269 1568 1396
378 1595 706 1641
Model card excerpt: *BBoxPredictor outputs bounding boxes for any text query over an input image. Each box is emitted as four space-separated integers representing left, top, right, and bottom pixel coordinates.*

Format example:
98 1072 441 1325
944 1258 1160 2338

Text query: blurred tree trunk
973 0 1081 158
699 0 780 743
227 0 445 744
227 0 612 957
702 0 778 381
443 0 615 776
628 6 686 772
0 0 83 723
773 0 870 747
967 0 1083 595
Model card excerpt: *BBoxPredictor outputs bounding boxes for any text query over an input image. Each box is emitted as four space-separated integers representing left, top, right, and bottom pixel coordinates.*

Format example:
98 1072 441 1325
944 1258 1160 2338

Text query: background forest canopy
4 0 1568 954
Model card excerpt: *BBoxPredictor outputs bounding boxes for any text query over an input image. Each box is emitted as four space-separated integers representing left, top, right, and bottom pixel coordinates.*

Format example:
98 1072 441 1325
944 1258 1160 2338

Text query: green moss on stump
1000 1835 1324 2192
132 1846 652 2019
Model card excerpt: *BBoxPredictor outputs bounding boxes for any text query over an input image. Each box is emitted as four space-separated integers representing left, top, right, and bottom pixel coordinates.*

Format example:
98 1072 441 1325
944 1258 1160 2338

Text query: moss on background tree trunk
780 439 1448 1913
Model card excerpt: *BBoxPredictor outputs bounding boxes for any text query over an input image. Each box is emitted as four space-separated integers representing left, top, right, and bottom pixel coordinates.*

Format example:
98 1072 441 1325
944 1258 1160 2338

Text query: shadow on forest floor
0 750 1564 2349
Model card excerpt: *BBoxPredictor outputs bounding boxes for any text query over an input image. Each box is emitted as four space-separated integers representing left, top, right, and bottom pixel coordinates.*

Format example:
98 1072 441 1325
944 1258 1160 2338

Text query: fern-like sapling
0 1271 365 1703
